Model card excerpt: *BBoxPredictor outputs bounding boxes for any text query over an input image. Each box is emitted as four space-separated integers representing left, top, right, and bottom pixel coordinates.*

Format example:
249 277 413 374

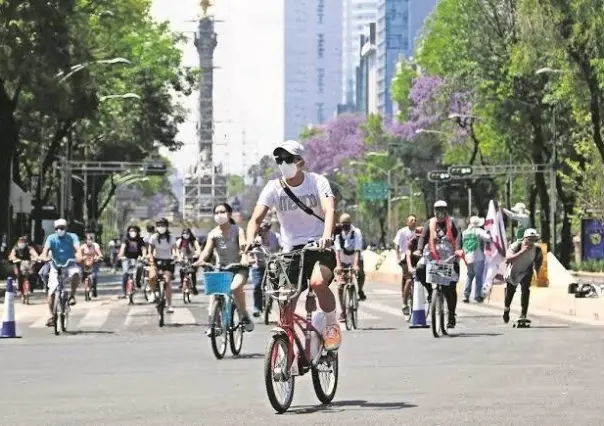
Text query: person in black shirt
8 235 39 295
118 226 147 294
176 228 201 295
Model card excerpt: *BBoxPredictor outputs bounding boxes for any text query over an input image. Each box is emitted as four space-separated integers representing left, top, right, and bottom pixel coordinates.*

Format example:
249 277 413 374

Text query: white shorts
48 263 81 294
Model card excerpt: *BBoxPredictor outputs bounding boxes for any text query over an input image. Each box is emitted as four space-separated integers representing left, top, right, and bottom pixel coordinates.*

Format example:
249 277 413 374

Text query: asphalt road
1 273 603 425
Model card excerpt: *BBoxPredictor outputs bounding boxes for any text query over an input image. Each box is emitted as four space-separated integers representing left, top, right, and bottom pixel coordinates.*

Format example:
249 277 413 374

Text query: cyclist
176 228 201 295
394 214 418 315
78 233 103 298
198 203 253 333
118 226 147 296
405 226 432 307
416 201 463 328
8 235 39 295
250 219 281 317
39 218 82 327
245 140 341 351
503 228 543 324
148 218 177 313
334 213 365 322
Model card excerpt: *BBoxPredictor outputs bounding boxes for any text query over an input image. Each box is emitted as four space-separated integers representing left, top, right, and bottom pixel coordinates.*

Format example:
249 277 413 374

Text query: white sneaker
166 306 174 313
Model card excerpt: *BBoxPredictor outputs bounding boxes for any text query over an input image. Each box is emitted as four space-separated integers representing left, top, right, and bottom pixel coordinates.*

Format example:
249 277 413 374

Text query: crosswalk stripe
78 306 111 328
370 289 399 296
30 315 50 328
361 301 405 317
293 305 379 321
168 307 196 325
124 305 154 327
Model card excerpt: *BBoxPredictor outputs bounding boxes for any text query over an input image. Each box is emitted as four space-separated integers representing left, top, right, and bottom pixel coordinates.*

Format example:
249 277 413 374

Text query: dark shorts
284 248 337 292
155 259 175 274
401 261 412 280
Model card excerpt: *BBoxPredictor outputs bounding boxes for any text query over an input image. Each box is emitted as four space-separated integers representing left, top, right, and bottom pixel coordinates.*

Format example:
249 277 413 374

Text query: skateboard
513 318 531 328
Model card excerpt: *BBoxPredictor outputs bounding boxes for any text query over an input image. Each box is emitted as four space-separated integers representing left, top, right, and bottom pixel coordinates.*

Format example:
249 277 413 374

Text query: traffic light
144 162 167 176
448 166 473 177
427 171 452 182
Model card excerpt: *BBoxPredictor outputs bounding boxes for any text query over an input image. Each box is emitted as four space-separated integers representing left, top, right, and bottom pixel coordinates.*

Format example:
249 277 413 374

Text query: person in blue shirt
40 218 82 327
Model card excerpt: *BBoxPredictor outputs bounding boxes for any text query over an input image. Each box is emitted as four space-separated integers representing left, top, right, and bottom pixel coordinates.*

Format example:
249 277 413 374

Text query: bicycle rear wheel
430 287 445 338
264 334 295 414
311 350 339 404
229 303 244 356
210 300 228 359
349 285 358 330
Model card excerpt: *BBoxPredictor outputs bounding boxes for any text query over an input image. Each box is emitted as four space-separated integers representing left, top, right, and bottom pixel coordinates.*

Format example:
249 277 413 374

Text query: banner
581 218 604 260
482 200 508 297
531 243 549 287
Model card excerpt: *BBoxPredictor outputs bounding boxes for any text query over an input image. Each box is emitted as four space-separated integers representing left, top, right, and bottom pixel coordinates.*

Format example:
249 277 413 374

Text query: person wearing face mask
502 228 543 324
118 226 147 296
39 218 82 327
334 213 366 322
147 218 177 313
246 140 341 352
9 236 39 296
176 228 201 295
394 214 418 316
199 203 253 334
78 233 103 297
416 201 463 329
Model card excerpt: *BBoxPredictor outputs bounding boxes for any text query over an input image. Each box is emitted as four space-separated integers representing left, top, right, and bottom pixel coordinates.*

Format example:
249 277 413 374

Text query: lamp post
55 57 132 83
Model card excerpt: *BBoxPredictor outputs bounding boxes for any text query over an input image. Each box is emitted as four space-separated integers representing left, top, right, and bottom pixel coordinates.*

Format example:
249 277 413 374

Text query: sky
150 0 284 177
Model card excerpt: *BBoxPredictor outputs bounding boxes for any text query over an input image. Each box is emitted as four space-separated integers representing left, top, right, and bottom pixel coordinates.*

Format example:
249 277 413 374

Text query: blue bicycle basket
203 271 234 295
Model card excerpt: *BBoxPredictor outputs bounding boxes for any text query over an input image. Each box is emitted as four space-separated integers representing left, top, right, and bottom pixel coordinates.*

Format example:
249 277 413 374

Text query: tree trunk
0 81 19 241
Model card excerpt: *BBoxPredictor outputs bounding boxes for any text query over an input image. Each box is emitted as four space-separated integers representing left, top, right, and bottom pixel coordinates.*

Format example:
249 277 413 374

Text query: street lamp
56 57 132 83
99 93 141 102
535 67 562 75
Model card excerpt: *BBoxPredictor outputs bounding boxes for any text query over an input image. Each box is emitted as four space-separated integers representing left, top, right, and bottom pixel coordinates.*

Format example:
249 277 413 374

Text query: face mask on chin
278 162 298 179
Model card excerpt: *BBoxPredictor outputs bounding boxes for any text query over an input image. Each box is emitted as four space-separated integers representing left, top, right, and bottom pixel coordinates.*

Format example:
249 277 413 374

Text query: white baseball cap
523 228 539 239
434 200 448 208
469 216 485 227
273 140 305 157
54 218 67 229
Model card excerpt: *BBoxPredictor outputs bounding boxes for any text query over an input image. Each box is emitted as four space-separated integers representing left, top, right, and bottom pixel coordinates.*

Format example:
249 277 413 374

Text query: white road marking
124 305 154 328
167 307 196 325
77 306 111 328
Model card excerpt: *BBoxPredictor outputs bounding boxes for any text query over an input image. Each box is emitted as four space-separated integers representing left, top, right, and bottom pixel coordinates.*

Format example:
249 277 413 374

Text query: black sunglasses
274 155 296 165
55 226 66 231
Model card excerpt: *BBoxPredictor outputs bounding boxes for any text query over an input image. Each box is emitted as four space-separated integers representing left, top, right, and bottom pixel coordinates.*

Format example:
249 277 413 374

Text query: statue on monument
200 0 212 17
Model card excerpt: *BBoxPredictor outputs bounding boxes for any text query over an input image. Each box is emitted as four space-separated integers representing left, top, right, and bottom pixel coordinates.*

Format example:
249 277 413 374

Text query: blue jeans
251 266 265 312
464 260 485 301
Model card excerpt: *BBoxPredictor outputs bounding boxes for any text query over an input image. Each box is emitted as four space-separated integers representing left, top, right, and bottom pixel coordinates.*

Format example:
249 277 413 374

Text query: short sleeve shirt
394 227 415 257
148 233 176 260
257 172 333 251
334 227 363 264
45 232 79 265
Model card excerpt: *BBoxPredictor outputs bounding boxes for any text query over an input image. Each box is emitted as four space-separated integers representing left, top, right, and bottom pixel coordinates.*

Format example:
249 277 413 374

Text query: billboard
581 218 604 260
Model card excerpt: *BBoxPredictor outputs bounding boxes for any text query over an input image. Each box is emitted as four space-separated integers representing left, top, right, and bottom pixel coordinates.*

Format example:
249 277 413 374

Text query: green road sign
360 181 389 201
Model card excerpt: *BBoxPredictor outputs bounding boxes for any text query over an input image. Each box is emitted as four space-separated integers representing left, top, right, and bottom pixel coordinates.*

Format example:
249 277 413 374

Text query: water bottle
310 312 326 362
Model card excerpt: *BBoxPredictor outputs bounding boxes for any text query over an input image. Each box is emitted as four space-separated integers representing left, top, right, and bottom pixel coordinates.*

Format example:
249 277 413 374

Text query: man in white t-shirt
246 139 341 352
334 213 365 321
393 214 417 315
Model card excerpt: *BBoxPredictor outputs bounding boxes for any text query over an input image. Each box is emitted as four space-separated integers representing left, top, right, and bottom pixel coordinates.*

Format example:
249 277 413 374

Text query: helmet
434 200 448 209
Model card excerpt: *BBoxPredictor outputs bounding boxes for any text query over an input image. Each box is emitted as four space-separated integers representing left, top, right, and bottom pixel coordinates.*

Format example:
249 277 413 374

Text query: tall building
283 0 342 140
376 0 437 117
342 0 377 106
356 23 377 116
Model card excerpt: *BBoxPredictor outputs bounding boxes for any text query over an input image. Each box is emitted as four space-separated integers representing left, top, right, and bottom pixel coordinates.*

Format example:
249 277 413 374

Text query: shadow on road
65 330 115 336
290 399 417 414
230 352 264 360
358 327 398 331
164 323 202 328
449 332 502 338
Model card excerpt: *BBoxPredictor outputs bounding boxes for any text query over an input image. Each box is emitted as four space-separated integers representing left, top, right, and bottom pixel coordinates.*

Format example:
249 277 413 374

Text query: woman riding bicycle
198 203 254 333
118 226 147 297
78 233 103 298
148 218 177 313
176 228 201 295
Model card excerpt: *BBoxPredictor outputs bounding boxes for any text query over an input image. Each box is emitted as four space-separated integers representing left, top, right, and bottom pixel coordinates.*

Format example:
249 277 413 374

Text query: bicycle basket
202 271 234 295
426 261 458 286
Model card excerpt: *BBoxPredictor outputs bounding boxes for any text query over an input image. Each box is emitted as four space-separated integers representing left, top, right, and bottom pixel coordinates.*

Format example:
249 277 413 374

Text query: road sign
427 171 452 182
448 166 473 176
360 181 389 201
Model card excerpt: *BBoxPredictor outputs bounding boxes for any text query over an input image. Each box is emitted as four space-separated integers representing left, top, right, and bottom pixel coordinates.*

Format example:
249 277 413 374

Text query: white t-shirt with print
394 226 415 257
257 172 333 251
334 226 363 265
148 233 176 260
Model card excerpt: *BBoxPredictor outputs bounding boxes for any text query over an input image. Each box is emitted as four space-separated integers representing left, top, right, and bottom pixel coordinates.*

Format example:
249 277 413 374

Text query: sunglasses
55 226 66 231
274 155 296 165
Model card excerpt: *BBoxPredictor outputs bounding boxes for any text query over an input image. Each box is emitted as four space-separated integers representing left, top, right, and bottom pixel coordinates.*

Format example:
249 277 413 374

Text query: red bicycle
253 242 339 414
13 259 32 304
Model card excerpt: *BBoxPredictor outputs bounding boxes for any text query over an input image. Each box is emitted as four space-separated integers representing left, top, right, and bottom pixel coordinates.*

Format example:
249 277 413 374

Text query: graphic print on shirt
277 193 319 212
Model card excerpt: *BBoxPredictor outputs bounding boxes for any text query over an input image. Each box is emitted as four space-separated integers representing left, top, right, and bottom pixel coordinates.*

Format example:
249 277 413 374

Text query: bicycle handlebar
50 259 77 269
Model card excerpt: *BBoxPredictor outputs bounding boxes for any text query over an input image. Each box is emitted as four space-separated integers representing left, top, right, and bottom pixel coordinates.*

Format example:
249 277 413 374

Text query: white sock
324 309 337 325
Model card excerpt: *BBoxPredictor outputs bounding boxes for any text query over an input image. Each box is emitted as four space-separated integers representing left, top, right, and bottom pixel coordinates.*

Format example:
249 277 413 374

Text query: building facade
342 0 377 106
283 0 342 140
375 0 437 118
355 22 377 116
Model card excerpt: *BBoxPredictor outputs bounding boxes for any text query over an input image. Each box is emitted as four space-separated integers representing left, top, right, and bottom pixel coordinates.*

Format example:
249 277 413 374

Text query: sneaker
463 298 470 303
474 297 484 303
192 286 199 296
46 317 55 327
242 315 255 332
166 306 174 314
323 324 342 351
338 313 346 322
205 328 214 337
402 305 410 316
447 314 456 329
68 296 76 306
358 291 367 301
252 308 261 318
503 308 510 324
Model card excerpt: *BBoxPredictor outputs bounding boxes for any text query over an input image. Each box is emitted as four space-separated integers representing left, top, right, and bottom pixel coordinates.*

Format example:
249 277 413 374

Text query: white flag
482 200 508 297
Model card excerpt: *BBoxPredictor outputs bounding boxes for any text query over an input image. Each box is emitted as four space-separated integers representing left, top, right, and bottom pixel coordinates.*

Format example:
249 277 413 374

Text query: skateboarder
502 228 543 324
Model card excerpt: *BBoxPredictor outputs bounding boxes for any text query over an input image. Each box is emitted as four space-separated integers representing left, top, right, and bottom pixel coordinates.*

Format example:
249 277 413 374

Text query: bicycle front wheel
311 350 339 404
264 334 295 414
210 300 228 359
430 287 445 338
229 303 244 356
343 287 352 331
349 285 358 330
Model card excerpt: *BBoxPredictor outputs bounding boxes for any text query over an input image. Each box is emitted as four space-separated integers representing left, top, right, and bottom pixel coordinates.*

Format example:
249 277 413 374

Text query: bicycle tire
229 303 244 356
349 285 358 330
53 292 60 336
84 277 91 301
431 287 445 338
263 297 272 325
210 300 228 359
60 294 68 332
22 280 30 305
157 279 165 327
311 350 339 405
264 334 295 414
343 287 352 331
182 277 189 304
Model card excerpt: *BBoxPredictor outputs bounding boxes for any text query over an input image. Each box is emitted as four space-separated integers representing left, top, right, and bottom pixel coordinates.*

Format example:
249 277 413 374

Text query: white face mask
182 233 190 239
129 231 137 238
214 213 229 225
17 243 26 249
278 163 298 179
157 226 167 234
57 229 66 237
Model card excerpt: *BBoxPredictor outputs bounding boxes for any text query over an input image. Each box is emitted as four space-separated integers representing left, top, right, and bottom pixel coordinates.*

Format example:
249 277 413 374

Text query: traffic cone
409 279 429 329
1 278 21 338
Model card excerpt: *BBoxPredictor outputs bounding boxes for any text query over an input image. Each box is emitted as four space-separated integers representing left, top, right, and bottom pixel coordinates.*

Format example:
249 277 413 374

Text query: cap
54 218 67 229
469 216 485 227
434 200 448 208
273 140 305 157
512 202 527 213
523 228 539 239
